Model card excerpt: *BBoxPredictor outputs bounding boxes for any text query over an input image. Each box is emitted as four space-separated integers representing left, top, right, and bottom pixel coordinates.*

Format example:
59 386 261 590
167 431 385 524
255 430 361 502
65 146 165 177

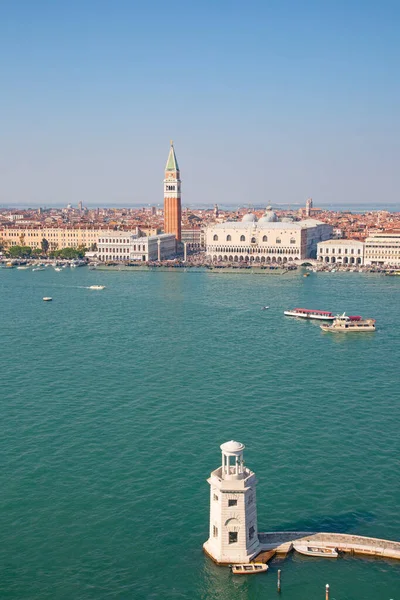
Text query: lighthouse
203 440 261 564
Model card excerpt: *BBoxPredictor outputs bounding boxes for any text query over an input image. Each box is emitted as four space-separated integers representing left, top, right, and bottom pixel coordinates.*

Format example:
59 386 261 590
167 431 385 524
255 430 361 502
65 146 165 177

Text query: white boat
284 308 335 321
88 285 106 290
17 266 30 270
231 563 268 574
43 297 53 302
320 313 376 333
54 267 62 272
261 306 270 310
32 267 45 272
293 543 338 558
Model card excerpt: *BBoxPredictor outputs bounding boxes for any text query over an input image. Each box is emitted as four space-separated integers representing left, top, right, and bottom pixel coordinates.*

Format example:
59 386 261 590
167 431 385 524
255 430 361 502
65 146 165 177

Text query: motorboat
54 267 62 272
17 266 30 270
320 313 376 333
32 267 45 272
88 285 106 290
43 297 53 302
293 543 338 558
284 308 335 321
261 306 270 310
231 563 268 574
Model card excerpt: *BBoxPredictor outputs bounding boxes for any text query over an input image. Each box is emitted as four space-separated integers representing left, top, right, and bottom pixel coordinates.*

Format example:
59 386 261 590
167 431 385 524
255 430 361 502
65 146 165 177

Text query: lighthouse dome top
220 440 245 453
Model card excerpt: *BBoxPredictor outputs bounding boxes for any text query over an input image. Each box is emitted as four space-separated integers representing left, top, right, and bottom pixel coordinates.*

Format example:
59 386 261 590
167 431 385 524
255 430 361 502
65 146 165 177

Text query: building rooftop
211 218 327 230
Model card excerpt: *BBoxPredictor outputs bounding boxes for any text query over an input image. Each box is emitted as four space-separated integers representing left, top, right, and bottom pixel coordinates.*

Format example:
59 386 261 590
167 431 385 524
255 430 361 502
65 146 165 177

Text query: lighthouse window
213 526 218 538
228 499 237 507
249 526 255 540
229 532 238 544
248 494 254 505
213 494 218 501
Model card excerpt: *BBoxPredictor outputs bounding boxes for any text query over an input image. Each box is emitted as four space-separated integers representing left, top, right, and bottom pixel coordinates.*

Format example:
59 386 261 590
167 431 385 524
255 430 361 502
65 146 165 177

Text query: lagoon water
0 267 399 600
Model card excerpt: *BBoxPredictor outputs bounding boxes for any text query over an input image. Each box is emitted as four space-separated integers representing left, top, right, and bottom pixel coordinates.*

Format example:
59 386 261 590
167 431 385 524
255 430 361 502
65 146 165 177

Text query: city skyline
1 1 399 206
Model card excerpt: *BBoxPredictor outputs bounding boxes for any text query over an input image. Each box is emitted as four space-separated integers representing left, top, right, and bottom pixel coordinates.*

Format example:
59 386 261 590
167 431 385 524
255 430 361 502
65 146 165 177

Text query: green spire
165 140 179 171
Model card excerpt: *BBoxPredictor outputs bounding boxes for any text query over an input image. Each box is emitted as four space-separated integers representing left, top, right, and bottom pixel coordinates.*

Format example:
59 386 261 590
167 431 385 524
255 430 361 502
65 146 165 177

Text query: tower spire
164 141 182 242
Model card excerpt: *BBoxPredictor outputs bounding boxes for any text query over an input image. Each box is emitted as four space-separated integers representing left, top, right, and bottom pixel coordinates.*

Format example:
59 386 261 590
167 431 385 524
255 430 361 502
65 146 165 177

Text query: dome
220 440 245 453
241 213 257 223
259 210 278 223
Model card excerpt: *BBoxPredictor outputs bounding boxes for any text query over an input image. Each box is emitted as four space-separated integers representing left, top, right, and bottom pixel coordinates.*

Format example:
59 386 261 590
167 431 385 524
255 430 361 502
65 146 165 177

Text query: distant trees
5 244 87 260
7 245 32 258
48 247 87 259
41 238 49 254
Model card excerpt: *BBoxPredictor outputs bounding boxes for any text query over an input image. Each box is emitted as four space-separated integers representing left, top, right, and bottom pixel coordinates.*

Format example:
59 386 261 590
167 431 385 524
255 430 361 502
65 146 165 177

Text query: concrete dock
257 531 400 560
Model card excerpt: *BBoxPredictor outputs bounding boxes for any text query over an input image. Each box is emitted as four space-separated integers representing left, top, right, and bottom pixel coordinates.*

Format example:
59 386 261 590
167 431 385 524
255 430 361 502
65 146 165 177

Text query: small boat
54 267 62 272
303 273 310 277
88 285 106 290
284 308 335 321
261 306 270 310
320 313 376 333
32 267 45 272
17 266 30 270
43 297 53 302
231 563 268 575
294 544 338 558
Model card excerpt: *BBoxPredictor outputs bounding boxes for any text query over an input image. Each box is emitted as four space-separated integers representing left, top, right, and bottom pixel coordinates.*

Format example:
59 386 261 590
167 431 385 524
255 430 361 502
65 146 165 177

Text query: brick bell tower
164 141 182 242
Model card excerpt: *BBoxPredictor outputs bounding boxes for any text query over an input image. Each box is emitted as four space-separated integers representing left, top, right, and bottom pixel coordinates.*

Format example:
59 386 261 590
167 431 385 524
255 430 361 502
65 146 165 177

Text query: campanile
164 141 181 242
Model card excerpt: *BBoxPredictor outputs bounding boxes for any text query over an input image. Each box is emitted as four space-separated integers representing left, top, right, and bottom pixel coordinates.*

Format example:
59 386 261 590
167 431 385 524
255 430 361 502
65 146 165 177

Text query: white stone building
203 440 260 564
205 208 332 263
317 239 364 265
97 232 176 262
364 233 400 266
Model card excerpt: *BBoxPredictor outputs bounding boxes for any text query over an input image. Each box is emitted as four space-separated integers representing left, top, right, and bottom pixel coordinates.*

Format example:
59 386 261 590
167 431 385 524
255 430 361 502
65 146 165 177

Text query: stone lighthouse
203 440 261 564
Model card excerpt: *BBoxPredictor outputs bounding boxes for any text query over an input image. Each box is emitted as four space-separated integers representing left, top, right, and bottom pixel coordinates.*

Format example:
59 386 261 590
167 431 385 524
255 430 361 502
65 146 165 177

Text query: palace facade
205 209 332 263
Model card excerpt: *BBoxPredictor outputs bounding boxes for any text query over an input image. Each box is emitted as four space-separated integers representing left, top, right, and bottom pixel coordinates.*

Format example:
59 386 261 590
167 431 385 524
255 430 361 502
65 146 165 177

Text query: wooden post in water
277 569 281 592
325 584 329 600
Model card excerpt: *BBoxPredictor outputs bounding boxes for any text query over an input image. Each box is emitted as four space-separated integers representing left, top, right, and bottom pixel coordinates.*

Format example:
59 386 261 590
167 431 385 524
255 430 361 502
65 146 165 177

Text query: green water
0 268 399 600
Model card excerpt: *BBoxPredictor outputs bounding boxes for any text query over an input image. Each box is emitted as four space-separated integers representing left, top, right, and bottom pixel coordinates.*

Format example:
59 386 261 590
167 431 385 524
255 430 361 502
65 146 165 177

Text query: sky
0 0 399 207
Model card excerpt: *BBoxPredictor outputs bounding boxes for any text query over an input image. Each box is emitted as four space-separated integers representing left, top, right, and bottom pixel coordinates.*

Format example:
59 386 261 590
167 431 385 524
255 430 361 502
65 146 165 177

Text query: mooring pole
277 569 281 592
325 584 329 600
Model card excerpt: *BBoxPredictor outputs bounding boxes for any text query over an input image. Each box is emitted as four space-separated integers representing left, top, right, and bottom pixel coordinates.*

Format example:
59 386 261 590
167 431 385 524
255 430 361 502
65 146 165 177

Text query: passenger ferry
320 313 376 333
284 308 335 321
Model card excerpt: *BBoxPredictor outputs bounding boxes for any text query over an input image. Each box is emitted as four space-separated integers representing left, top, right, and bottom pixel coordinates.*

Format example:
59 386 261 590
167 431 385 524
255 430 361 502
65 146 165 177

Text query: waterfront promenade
258 531 400 560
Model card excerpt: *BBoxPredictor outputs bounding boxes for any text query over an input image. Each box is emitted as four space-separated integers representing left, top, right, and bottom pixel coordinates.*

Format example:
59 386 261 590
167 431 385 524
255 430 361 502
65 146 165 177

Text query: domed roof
241 213 257 223
259 210 278 223
220 440 245 453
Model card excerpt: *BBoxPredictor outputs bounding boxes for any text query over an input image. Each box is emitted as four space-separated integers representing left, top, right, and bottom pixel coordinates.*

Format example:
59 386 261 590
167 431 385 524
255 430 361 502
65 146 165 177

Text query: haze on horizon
1 0 399 207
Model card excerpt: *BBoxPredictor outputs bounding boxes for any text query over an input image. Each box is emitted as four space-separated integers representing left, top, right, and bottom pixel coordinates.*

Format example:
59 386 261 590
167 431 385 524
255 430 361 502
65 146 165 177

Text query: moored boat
320 313 376 333
231 563 268 574
293 544 338 558
284 308 335 321
43 297 53 302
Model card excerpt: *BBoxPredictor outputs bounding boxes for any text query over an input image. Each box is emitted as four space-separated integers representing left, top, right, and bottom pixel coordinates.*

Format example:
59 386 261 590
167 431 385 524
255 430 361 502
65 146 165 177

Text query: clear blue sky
1 0 399 207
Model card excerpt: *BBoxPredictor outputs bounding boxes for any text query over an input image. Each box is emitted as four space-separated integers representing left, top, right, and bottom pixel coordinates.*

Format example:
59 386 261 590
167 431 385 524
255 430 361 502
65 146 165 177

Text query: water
0 267 399 600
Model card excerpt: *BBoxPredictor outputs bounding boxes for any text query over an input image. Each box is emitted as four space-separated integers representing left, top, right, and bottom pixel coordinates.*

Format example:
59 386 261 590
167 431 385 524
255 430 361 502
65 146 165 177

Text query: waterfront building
317 239 364 265
205 208 332 263
181 228 205 251
364 233 400 266
203 441 260 564
164 141 182 242
97 232 176 262
0 226 116 251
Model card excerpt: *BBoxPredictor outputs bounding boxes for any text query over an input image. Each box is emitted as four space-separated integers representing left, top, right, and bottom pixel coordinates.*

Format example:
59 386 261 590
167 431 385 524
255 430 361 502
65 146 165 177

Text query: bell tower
203 441 261 564
164 141 181 242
